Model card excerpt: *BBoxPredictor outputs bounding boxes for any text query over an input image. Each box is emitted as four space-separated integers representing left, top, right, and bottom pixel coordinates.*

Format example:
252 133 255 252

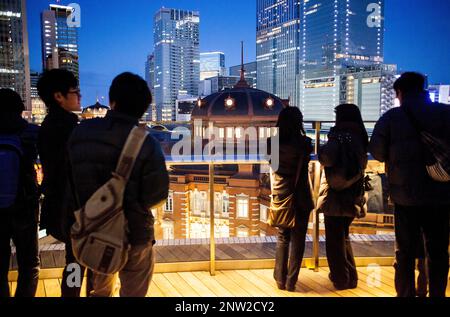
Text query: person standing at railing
270 107 315 292
67 73 169 297
369 72 450 298
36 69 88 297
317 104 369 291
0 89 40 298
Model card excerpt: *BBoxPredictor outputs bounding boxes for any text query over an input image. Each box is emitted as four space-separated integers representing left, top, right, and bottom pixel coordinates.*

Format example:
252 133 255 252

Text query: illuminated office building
154 8 200 122
0 0 31 111
41 4 79 79
256 0 301 100
200 52 226 80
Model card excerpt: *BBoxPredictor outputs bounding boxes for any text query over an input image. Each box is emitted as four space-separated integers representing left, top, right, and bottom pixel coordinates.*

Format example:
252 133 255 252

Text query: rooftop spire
235 41 250 88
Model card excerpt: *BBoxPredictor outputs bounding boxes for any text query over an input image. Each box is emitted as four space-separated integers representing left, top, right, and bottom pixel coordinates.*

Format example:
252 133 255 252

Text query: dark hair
276 106 306 144
334 104 369 148
109 72 152 118
393 72 426 96
0 89 25 114
37 69 78 108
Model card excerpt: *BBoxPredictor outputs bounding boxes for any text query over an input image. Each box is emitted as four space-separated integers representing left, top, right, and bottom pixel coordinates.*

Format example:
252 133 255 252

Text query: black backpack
0 135 23 208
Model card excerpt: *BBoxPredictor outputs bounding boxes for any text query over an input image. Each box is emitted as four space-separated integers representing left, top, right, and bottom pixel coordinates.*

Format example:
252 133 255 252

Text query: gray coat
369 93 450 206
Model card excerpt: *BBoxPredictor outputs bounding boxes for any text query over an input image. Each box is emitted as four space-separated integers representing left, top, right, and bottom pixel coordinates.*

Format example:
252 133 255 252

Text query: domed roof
192 85 287 123
82 101 109 113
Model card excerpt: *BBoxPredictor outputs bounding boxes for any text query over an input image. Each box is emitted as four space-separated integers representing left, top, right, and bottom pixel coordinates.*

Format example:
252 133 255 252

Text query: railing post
312 122 322 272
209 162 216 276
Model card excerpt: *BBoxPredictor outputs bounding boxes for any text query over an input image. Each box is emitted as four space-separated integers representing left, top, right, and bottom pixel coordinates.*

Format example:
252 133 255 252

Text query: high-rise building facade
0 0 31 111
41 4 79 79
429 85 450 105
200 52 226 80
298 0 385 119
144 53 156 121
230 61 257 88
300 0 384 77
256 0 301 100
154 8 200 122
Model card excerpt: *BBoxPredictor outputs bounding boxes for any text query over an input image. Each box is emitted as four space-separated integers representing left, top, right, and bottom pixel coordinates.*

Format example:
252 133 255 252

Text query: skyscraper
154 8 200 122
41 4 79 79
298 0 385 120
200 52 226 80
300 0 384 77
256 0 301 100
0 0 31 111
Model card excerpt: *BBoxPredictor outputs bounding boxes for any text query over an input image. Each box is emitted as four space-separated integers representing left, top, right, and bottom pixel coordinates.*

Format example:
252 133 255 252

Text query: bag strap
115 126 149 181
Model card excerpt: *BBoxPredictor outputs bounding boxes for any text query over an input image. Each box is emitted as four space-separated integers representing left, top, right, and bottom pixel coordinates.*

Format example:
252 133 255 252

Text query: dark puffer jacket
369 93 450 206
270 136 315 216
317 127 369 218
38 106 78 239
67 110 169 245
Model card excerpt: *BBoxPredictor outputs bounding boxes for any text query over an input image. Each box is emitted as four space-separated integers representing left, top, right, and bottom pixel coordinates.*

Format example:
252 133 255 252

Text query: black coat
270 136 315 216
369 93 450 206
0 113 39 225
67 110 169 245
38 106 79 239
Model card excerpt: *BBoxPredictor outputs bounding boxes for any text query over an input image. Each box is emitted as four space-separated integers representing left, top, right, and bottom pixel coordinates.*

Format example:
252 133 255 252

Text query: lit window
236 195 249 219
226 127 234 139
237 226 249 237
219 128 225 139
162 220 174 240
165 191 173 213
260 204 268 223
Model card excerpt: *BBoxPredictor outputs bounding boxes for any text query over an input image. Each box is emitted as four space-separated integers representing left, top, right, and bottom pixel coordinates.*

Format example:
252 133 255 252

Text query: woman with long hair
270 107 314 292
317 104 369 290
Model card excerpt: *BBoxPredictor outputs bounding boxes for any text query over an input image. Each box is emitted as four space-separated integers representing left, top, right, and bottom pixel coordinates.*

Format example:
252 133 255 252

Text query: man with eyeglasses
37 69 88 297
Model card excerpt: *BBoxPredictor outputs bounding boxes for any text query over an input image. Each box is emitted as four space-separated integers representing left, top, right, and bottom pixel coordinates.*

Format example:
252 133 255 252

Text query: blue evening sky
26 0 450 107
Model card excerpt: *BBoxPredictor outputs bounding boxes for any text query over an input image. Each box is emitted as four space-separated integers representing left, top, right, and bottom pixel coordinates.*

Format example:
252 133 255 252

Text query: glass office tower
300 0 384 76
41 4 79 79
298 0 385 120
154 8 200 122
200 52 226 80
0 0 31 111
256 0 301 100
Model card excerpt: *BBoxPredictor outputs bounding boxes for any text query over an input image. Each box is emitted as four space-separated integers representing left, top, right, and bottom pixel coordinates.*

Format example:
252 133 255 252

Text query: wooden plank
356 267 396 294
315 268 366 297
191 271 234 297
43 279 61 297
162 273 200 297
235 269 298 298
217 244 245 260
294 271 341 297
35 280 46 297
52 251 66 268
11 282 17 296
212 271 254 297
320 267 393 297
147 280 165 298
178 272 217 297
152 274 182 297
250 269 319 297
225 270 272 297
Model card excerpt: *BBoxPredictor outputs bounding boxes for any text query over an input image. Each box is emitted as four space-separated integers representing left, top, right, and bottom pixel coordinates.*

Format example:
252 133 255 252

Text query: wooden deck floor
10 267 450 297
